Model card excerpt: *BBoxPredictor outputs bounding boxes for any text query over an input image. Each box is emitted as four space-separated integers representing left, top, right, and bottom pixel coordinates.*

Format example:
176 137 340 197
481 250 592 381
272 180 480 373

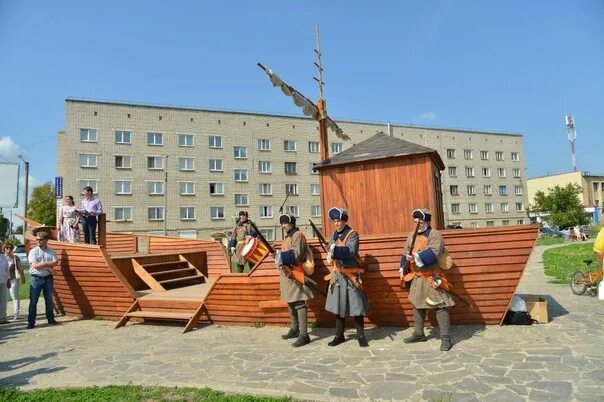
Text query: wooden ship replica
23 32 538 332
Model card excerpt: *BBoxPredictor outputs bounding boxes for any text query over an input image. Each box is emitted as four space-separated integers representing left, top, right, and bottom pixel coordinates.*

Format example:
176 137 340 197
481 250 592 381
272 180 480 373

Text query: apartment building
57 99 529 239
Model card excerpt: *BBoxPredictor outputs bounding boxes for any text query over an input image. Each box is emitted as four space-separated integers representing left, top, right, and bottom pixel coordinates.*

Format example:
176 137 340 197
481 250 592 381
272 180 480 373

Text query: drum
241 237 269 266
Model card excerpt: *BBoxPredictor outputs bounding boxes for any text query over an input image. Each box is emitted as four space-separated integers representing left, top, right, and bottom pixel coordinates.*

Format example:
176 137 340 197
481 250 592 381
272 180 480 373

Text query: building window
465 167 475 177
512 168 521 178
499 185 508 196
482 167 490 177
259 206 273 218
257 138 271 151
114 180 132 195
179 157 194 171
470 222 477 229
284 140 297 152
464 149 473 160
234 146 247 159
311 205 321 217
259 228 274 241
147 132 163 146
79 180 98 194
260 183 272 195
515 185 523 196
309 162 319 175
517 219 524 225
480 150 489 160
284 162 297 175
285 184 298 195
234 169 248 182
448 166 457 177
497 168 506 178
469 203 478 213
308 141 319 153
451 203 460 214
209 135 223 149
446 149 456 159
115 155 132 169
331 142 343 155
209 159 223 172
179 207 195 220
484 184 492 195
148 207 164 221
501 203 509 213
502 220 510 226
210 207 225 220
511 152 519 161
495 151 504 161
285 205 299 217
310 184 320 196
209 182 224 195
486 220 494 227
147 156 164 170
178 230 197 239
80 154 97 168
467 185 476 195
178 134 194 147
115 130 131 144
179 182 195 195
235 193 249 206
516 202 524 212
258 161 272 174
449 185 458 196
114 207 132 222
80 128 97 142
148 181 164 195
485 203 494 213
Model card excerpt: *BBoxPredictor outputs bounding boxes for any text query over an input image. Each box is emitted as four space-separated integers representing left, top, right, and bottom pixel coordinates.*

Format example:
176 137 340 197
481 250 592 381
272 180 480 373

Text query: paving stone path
1 244 603 401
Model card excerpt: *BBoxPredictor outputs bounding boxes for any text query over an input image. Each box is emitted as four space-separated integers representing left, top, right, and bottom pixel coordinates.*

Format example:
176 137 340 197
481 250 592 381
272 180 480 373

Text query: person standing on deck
228 211 256 273
324 207 369 347
80 186 103 245
399 209 455 351
273 213 313 347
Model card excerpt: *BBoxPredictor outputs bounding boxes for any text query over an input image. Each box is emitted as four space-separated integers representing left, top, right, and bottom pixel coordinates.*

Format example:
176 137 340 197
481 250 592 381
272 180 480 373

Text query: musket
309 219 363 289
400 221 421 290
248 220 327 297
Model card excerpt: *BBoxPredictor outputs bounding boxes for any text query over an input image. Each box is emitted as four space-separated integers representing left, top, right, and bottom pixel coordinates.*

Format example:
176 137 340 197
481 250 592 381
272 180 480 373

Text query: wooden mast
314 25 330 235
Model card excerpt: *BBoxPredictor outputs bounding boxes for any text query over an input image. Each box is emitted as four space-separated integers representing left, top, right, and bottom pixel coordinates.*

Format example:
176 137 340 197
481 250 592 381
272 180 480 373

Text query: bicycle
570 259 603 296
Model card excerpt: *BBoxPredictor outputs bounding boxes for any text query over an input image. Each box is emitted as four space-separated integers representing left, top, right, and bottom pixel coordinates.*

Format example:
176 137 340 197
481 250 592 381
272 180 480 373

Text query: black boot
281 328 300 340
357 335 369 347
403 332 427 343
440 335 452 351
292 334 311 347
328 335 346 346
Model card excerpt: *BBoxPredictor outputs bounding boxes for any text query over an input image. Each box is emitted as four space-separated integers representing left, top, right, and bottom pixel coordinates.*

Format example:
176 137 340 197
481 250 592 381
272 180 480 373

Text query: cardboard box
521 295 549 324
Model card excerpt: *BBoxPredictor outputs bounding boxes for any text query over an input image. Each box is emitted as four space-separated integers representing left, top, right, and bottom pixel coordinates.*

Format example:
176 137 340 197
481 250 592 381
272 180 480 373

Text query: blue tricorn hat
279 213 296 225
412 209 432 221
328 207 349 222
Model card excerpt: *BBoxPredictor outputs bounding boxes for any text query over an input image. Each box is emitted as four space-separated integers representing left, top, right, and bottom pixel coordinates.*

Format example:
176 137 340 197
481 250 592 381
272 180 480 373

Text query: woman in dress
59 195 81 243
4 242 26 321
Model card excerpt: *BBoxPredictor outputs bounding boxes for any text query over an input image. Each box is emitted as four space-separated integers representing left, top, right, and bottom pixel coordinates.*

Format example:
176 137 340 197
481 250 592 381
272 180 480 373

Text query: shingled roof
314 132 445 170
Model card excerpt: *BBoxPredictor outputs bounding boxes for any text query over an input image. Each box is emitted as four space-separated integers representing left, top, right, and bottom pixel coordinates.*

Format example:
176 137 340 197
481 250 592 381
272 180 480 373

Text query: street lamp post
17 154 29 231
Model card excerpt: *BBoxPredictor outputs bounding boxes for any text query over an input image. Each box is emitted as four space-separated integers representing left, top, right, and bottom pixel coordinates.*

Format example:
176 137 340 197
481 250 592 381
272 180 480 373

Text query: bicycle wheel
570 271 587 295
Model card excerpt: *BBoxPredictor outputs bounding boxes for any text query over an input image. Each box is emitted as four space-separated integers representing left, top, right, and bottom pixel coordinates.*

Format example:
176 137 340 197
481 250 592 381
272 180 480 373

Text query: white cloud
0 136 23 161
417 112 438 121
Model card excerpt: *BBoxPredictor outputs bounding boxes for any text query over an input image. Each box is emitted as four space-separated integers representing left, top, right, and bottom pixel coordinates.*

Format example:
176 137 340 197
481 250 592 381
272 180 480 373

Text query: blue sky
0 1 602 212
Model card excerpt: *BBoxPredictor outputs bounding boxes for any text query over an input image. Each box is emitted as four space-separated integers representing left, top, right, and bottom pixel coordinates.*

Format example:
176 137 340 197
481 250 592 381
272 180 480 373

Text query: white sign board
0 163 20 208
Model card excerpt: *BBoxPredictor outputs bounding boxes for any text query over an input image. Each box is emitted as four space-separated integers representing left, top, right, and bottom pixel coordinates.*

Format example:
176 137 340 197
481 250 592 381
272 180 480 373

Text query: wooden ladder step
150 267 196 277
158 275 204 285
125 311 193 320
142 261 188 269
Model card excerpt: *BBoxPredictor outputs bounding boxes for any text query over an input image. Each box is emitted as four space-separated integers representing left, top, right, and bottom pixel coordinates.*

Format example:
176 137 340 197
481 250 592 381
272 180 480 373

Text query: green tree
0 214 9 241
28 182 56 226
14 224 23 234
529 183 589 229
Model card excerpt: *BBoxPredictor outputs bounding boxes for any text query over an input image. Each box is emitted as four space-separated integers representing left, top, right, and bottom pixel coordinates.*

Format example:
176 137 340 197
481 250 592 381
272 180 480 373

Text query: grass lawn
0 385 293 402
536 236 566 246
542 243 598 284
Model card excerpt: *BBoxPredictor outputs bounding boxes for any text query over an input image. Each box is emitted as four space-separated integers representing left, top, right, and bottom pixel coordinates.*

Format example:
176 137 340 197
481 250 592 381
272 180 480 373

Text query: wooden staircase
133 255 206 291
116 253 218 333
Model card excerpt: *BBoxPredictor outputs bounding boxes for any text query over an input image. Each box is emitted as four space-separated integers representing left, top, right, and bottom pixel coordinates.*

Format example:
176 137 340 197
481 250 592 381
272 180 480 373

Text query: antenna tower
565 115 577 172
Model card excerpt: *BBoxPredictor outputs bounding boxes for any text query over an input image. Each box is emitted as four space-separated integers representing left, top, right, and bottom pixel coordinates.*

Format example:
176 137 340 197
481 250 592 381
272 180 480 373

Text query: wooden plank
133 259 165 291
126 311 192 320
